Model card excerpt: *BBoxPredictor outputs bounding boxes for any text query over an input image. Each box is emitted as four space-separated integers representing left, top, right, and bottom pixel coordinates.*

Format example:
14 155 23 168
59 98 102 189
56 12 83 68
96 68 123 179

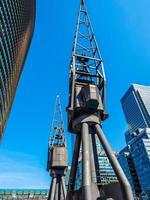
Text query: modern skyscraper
0 0 36 139
121 84 150 137
118 128 150 199
118 84 150 199
129 128 150 199
118 147 141 198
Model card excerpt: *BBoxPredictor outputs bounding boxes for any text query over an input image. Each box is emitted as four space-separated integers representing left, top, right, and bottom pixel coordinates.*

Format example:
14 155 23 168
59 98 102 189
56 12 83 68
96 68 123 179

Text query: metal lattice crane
66 1 134 200
47 95 68 200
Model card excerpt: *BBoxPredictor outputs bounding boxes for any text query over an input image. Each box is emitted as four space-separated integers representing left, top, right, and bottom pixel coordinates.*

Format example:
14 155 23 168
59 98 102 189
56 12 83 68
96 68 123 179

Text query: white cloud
0 149 50 189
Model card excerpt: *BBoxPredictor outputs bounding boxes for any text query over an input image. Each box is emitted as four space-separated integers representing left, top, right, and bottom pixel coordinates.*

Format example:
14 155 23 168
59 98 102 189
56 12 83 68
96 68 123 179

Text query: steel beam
55 181 59 200
49 177 57 200
91 133 101 184
95 124 134 200
81 122 92 200
66 134 81 200
89 133 97 183
62 176 67 199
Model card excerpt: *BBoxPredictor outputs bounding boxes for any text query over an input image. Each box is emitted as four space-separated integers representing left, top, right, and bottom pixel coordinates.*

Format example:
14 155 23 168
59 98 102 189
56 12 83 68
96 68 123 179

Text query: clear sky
0 0 150 189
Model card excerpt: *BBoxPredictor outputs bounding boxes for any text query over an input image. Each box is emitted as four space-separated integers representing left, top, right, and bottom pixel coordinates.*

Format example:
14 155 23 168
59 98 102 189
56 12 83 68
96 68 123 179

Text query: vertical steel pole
55 181 59 200
66 134 81 200
62 176 67 199
60 179 64 199
48 177 57 200
58 176 61 200
89 133 97 183
91 133 101 184
81 122 92 200
95 124 134 200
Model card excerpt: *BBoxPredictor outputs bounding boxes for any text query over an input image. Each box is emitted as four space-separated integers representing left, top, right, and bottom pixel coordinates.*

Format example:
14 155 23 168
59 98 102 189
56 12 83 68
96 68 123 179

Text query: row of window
0 0 35 135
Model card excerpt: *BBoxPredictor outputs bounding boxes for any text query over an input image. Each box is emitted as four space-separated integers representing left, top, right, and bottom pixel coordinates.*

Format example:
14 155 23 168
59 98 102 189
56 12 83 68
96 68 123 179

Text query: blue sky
0 0 150 189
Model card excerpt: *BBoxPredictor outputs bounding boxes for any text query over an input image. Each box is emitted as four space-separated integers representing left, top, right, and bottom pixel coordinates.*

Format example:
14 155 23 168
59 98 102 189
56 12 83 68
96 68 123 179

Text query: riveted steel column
67 134 81 200
95 124 134 200
82 122 92 200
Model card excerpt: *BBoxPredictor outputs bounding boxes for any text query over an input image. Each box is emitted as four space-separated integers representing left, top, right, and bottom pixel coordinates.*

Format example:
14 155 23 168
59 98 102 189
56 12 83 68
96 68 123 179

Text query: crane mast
67 1 134 200
67 0 108 133
47 95 68 200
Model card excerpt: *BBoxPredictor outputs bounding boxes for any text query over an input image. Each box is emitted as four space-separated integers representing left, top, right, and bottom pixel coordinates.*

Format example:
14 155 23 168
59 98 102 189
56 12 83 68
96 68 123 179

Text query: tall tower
47 95 68 200
121 84 150 141
0 0 36 139
67 1 134 200
119 84 150 198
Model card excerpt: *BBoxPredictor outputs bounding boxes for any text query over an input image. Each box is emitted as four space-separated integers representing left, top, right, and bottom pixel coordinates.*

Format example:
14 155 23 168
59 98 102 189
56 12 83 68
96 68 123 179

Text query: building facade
118 147 141 198
0 0 36 139
71 133 118 189
98 150 118 185
118 129 150 199
73 149 118 190
0 189 48 199
121 84 150 141
129 128 150 199
118 84 150 199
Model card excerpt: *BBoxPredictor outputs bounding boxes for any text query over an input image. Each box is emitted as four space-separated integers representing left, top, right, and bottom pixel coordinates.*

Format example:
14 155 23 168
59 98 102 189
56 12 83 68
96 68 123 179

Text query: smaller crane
47 95 68 200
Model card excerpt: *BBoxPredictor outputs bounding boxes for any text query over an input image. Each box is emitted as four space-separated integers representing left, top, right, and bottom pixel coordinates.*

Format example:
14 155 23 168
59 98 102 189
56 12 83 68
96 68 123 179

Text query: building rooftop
0 189 49 199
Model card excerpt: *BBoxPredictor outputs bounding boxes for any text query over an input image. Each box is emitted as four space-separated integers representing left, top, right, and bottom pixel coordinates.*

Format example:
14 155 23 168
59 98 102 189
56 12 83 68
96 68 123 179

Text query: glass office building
98 150 118 185
74 149 118 190
121 84 150 141
118 84 150 199
0 0 36 139
118 129 150 199
71 133 118 189
118 147 141 198
129 128 150 199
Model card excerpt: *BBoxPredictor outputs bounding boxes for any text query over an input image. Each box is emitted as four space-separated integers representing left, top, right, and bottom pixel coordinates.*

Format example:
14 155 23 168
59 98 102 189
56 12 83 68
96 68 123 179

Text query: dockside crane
66 0 134 200
47 95 68 200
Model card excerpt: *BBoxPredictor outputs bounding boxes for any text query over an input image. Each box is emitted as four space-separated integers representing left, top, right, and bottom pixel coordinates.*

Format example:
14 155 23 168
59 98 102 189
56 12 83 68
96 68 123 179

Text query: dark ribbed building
0 0 36 139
